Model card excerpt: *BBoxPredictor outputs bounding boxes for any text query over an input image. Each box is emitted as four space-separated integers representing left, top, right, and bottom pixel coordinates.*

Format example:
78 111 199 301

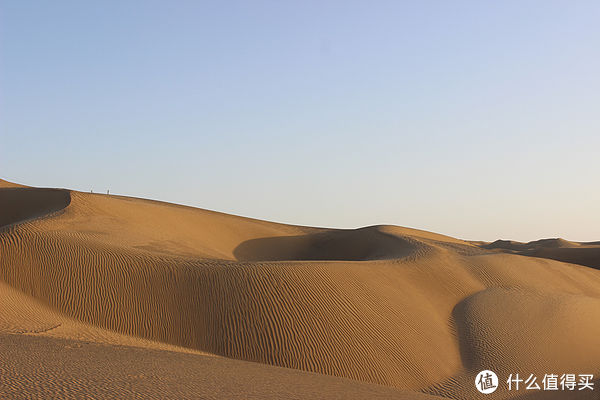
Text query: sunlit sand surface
1 179 598 399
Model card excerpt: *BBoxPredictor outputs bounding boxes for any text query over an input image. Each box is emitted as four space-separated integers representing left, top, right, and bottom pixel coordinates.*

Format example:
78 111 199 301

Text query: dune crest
482 237 600 269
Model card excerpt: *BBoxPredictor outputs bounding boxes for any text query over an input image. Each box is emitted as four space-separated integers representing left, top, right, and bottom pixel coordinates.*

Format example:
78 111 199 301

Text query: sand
482 238 600 270
1 178 599 399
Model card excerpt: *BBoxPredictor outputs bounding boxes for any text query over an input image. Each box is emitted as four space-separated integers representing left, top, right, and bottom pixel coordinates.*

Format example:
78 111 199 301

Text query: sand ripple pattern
2 185 600 397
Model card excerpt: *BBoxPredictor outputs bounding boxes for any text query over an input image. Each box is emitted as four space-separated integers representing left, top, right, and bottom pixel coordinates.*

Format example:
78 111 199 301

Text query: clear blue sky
1 1 599 242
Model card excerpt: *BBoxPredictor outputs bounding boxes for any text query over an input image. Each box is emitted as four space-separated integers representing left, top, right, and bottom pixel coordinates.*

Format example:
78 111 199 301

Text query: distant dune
1 178 599 399
482 237 600 269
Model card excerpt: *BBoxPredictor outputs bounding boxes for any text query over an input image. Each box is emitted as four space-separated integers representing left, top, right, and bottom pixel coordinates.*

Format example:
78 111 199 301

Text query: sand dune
482 237 600 269
0 187 69 228
1 178 599 399
0 178 27 188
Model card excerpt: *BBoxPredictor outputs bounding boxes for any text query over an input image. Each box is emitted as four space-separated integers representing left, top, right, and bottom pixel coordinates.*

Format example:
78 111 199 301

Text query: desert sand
482 238 600 270
1 178 599 399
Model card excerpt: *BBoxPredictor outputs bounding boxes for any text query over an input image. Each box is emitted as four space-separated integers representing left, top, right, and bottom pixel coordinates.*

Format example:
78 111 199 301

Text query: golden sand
1 179 598 399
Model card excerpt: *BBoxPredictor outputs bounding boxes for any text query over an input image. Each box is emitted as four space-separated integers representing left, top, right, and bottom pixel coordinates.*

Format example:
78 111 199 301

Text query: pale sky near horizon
1 1 599 242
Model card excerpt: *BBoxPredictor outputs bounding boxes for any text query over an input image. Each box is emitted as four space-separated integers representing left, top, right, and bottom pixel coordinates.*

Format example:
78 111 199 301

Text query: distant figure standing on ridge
107 189 109 195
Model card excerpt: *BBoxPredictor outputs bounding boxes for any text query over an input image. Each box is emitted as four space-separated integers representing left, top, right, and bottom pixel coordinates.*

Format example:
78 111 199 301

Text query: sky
1 1 599 242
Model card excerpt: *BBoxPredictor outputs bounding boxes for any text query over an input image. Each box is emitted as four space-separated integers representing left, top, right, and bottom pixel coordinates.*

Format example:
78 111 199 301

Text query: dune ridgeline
1 178 599 399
